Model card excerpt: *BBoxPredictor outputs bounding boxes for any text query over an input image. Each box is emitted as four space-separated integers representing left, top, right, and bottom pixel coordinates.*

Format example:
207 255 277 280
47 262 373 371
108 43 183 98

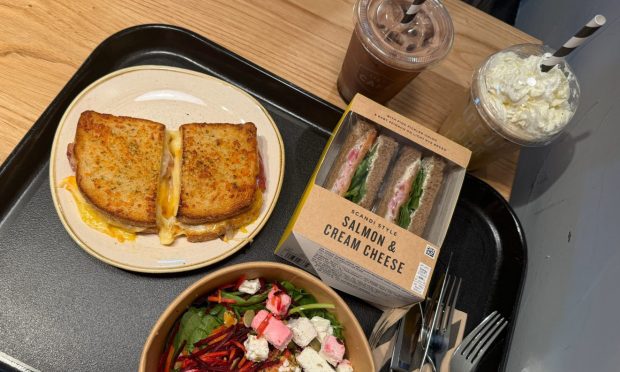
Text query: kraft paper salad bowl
140 261 374 371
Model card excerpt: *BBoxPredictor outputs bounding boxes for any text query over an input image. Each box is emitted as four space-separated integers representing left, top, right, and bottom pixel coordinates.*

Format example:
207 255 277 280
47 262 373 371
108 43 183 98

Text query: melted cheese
61 176 141 242
178 190 262 236
157 131 182 245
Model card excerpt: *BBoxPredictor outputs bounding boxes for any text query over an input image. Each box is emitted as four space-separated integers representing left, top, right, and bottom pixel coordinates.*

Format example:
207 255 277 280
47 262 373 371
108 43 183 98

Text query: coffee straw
401 0 427 23
541 15 606 72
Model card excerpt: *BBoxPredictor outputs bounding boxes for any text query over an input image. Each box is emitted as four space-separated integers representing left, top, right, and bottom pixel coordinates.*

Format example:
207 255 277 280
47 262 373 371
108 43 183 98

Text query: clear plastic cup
439 43 580 170
337 0 454 103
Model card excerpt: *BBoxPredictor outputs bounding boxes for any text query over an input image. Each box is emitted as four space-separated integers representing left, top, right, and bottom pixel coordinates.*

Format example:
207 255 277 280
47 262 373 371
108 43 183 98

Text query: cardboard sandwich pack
276 94 471 308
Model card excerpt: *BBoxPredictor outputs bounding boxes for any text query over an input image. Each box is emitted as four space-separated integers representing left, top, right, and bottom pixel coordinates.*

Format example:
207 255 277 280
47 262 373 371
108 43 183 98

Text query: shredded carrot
232 340 246 352
198 350 229 363
194 325 232 350
203 350 229 358
207 295 236 304
163 344 174 372
211 325 227 335
208 333 229 345
238 356 247 368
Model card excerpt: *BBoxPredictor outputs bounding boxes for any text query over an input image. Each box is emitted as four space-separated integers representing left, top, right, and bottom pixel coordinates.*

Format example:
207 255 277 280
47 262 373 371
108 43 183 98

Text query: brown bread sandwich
376 149 446 236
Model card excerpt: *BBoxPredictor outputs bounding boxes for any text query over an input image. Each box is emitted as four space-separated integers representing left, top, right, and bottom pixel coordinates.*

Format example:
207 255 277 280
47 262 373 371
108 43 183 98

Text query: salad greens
280 280 344 340
222 291 268 309
344 143 378 203
162 277 347 372
288 303 335 315
173 307 222 353
397 168 426 229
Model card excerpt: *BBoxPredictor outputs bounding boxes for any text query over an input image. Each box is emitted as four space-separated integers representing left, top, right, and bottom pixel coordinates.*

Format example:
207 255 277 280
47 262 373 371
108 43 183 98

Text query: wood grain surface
0 0 537 198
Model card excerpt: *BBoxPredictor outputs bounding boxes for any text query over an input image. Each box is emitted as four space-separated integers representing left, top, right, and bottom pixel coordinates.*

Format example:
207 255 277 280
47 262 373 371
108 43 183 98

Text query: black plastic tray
0 25 526 372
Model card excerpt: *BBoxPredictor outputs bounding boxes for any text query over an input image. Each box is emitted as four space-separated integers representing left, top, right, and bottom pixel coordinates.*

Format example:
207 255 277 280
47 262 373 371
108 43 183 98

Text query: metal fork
450 311 508 372
422 274 462 371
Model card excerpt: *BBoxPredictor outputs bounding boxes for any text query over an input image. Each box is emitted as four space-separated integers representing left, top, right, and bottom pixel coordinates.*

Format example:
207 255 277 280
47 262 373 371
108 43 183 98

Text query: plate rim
49 65 285 273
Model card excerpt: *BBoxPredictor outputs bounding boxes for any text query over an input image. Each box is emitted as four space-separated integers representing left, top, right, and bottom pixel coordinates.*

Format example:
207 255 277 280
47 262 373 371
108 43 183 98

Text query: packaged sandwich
276 94 470 308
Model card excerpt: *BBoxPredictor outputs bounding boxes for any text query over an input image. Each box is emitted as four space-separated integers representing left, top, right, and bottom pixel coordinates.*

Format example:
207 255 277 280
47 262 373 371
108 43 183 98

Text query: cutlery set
390 271 507 372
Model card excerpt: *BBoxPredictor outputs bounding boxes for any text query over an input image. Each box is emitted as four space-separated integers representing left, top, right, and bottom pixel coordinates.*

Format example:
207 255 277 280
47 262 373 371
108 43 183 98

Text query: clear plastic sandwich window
315 112 465 247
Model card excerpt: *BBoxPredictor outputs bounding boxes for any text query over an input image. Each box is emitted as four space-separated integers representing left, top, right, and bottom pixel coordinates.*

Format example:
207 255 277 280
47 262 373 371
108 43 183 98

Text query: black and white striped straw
541 15 606 72
401 0 427 24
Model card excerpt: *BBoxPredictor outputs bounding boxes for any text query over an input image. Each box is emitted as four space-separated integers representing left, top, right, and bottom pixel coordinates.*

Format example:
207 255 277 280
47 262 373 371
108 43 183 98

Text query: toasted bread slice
178 123 259 224
73 111 165 229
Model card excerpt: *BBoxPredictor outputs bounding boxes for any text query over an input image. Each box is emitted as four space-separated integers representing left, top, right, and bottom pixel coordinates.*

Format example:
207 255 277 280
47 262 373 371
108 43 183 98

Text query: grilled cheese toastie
64 111 166 240
159 123 262 243
64 111 264 244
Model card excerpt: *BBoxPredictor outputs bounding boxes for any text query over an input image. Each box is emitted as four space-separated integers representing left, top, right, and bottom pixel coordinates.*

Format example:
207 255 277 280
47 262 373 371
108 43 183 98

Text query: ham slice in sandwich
324 120 398 209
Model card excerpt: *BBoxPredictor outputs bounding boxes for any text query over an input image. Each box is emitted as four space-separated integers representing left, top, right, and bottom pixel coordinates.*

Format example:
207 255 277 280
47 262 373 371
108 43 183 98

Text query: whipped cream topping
481 51 574 140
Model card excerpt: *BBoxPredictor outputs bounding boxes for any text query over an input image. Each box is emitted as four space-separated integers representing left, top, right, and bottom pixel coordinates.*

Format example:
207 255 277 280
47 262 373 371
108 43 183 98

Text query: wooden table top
0 0 537 199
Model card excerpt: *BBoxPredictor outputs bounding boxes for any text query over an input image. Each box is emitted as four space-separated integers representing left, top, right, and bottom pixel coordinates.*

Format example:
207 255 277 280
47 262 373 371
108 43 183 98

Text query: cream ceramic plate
50 66 284 273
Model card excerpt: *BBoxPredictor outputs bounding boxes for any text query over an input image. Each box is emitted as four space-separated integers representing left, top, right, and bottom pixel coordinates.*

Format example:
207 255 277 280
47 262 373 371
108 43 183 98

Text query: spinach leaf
209 304 226 317
281 280 317 305
200 314 222 334
344 143 377 203
280 280 298 295
189 327 210 348
231 302 266 312
397 168 425 229
173 307 222 353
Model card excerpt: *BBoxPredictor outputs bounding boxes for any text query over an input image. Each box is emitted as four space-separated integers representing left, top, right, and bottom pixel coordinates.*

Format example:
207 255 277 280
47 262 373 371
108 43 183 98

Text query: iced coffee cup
337 0 454 103
439 43 580 170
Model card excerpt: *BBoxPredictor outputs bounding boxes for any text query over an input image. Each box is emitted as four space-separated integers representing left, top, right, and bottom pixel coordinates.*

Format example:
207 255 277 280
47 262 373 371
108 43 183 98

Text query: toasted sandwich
343 134 398 209
66 111 166 237
324 119 377 196
178 123 259 223
158 122 263 243
65 112 264 245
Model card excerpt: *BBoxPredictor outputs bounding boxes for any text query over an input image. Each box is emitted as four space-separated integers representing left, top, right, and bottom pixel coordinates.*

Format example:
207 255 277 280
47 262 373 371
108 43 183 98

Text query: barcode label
411 262 431 294
283 252 311 269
